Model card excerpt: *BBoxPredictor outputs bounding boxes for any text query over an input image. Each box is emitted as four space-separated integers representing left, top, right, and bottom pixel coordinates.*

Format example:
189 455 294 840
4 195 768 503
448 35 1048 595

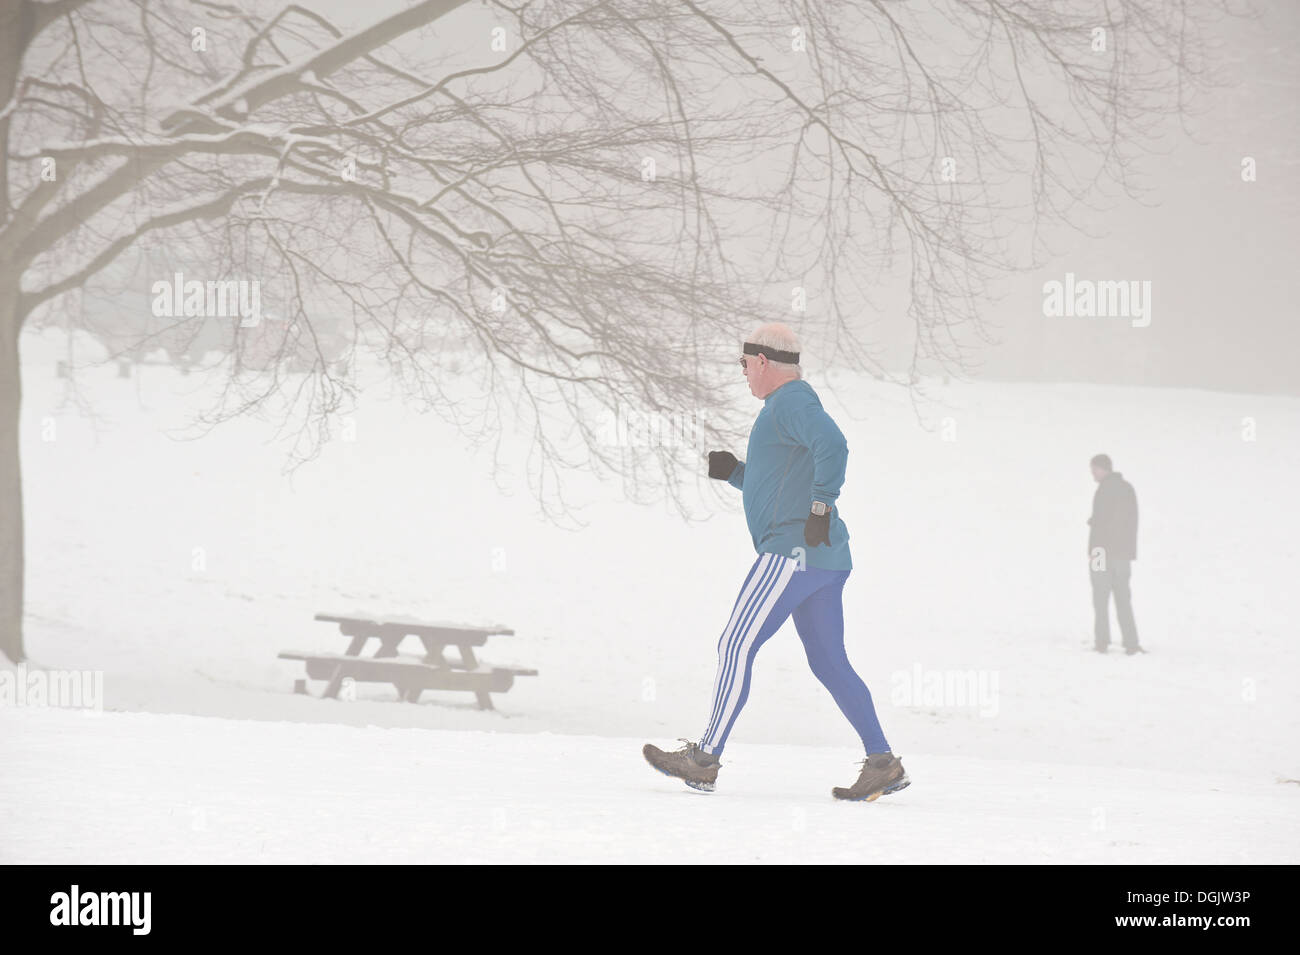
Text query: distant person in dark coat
1088 454 1144 654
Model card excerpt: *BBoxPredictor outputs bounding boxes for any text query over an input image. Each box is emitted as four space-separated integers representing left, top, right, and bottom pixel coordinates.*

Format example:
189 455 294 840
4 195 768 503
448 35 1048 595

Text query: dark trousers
1091 557 1139 650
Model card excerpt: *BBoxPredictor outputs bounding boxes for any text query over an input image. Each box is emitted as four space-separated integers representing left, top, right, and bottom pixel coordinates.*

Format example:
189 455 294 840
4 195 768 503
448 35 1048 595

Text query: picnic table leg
392 677 422 703
418 635 447 666
456 644 494 709
323 662 346 699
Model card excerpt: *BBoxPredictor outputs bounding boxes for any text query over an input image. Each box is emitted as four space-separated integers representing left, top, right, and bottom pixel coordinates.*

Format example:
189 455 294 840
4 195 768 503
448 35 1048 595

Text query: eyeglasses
739 355 764 370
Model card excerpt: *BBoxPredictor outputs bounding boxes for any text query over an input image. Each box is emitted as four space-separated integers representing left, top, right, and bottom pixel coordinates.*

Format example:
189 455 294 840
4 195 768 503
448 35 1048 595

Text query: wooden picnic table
278 612 537 710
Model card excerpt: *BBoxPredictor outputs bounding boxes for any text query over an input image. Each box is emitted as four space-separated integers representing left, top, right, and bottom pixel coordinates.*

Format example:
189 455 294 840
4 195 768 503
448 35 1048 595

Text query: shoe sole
643 748 717 793
832 772 911 802
642 747 909 799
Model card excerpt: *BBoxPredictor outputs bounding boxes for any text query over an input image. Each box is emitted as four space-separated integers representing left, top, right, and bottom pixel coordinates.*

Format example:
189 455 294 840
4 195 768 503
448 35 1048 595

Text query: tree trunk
0 276 23 663
0 0 28 662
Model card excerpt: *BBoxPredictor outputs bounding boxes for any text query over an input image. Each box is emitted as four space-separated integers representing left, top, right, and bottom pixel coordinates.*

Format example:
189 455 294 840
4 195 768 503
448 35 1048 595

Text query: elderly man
643 323 908 801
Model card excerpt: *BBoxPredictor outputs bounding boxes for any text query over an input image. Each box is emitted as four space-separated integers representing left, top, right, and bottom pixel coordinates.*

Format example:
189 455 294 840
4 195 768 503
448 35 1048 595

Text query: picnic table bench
279 612 537 710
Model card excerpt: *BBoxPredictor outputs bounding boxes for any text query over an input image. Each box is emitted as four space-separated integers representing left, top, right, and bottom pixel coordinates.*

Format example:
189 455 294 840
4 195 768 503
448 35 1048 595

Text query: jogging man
643 323 908 801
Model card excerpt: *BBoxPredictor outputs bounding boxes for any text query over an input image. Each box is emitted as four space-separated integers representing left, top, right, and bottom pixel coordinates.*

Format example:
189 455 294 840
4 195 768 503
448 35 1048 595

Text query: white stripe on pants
701 554 798 753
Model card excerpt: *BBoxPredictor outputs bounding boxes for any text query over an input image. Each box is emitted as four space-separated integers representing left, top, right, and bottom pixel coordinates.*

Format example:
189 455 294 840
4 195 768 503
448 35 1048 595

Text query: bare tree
0 0 1224 662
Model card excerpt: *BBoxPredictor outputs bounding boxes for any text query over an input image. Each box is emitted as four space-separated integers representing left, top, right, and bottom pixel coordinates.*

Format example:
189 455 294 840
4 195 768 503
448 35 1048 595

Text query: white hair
747 323 802 379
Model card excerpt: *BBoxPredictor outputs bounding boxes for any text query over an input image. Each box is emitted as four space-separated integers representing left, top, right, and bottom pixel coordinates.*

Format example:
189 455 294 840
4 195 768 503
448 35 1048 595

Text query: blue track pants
699 552 890 756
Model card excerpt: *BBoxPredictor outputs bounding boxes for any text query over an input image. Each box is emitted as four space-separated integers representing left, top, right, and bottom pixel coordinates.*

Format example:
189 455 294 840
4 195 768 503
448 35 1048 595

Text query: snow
3 707 1292 864
4 328 1299 863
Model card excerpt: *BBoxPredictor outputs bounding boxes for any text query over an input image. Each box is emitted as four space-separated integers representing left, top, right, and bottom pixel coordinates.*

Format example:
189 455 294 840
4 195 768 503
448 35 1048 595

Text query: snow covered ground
4 707 1293 864
4 329 1298 863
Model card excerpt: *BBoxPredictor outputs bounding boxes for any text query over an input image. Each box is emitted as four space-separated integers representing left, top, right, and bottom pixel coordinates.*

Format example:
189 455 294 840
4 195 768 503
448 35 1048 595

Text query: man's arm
1090 481 1121 554
777 398 848 505
1087 487 1099 541
1125 483 1139 559
728 461 745 490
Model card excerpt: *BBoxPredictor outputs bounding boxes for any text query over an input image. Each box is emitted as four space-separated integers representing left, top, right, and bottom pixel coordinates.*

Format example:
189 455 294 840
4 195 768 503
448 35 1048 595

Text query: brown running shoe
832 752 911 801
643 739 721 792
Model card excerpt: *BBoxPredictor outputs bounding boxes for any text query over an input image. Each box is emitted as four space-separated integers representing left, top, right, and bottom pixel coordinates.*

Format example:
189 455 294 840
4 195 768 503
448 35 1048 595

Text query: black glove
804 510 831 547
708 450 739 480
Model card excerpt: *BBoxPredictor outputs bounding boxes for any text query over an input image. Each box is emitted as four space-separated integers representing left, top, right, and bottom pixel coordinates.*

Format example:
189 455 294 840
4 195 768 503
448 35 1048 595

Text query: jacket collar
763 378 804 404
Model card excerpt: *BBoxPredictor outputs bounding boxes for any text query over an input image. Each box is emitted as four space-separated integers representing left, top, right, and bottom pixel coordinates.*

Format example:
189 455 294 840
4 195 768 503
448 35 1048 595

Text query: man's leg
1090 566 1113 650
1111 558 1140 651
791 571 890 755
699 553 816 756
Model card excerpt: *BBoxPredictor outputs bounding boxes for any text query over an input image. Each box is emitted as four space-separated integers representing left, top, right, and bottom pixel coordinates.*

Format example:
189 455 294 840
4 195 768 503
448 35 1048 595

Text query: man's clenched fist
708 450 739 480
804 510 831 547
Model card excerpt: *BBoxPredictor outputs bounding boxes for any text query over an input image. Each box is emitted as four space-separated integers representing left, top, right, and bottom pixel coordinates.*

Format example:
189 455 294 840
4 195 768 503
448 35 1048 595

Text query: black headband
743 341 800 364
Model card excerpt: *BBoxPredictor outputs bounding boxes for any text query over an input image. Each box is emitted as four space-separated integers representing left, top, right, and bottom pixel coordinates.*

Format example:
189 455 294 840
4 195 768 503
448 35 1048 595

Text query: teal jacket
726 379 852 570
